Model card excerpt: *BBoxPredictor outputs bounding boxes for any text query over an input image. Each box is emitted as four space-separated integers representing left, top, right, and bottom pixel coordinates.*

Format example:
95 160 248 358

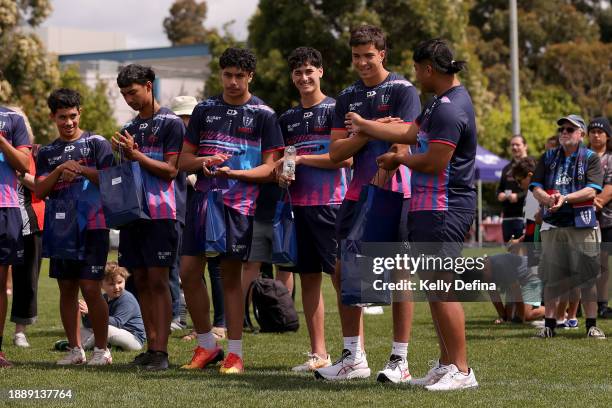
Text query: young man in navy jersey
178 48 283 374
276 47 351 372
314 25 421 382
0 72 31 367
350 38 479 390
113 65 186 371
35 88 114 366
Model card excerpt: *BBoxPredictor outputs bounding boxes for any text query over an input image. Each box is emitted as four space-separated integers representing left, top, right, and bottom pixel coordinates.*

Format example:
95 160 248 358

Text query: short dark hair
349 25 386 51
288 47 323 71
116 64 155 88
511 156 537 180
219 48 257 73
413 38 466 74
510 134 527 145
47 88 81 114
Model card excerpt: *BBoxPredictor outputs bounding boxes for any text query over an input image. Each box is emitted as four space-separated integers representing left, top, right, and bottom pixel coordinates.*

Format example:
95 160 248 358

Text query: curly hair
219 47 257 73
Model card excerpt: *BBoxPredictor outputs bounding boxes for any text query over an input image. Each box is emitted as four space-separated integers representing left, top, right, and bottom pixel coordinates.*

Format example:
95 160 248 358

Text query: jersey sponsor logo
287 122 300 132
303 112 313 119
64 145 75 152
206 115 222 123
139 123 148 130
226 109 238 116
366 90 377 98
349 102 363 111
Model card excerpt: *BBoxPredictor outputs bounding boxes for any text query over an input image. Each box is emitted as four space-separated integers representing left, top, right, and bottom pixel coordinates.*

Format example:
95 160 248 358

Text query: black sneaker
143 351 169 371
598 305 612 319
130 350 154 366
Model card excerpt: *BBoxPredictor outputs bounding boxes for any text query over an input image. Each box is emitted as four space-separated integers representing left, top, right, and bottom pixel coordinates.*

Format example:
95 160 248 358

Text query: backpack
244 278 299 333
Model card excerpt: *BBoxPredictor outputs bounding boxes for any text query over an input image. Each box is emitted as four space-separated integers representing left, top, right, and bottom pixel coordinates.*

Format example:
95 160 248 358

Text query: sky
43 0 259 48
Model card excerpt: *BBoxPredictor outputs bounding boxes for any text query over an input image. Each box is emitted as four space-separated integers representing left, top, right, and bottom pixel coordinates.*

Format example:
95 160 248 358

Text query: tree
163 0 210 45
60 65 118 139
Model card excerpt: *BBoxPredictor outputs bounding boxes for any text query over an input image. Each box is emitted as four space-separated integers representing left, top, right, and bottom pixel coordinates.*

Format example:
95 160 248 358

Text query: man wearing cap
589 117 612 319
530 114 606 339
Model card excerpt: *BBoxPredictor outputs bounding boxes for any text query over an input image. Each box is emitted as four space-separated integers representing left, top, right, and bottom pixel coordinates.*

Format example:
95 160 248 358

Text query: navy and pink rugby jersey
278 96 348 206
410 85 477 212
0 107 31 208
332 72 420 201
184 95 284 216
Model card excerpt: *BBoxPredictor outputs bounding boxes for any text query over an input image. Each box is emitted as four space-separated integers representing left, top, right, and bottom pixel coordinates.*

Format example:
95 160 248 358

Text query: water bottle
282 146 297 181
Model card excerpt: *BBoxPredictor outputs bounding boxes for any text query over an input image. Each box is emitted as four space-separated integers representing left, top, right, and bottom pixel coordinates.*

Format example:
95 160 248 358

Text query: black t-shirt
497 159 530 218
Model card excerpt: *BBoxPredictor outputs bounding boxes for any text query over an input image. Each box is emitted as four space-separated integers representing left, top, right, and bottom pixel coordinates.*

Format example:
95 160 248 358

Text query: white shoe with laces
57 346 86 365
13 332 30 348
409 360 451 386
292 353 331 372
87 347 112 366
314 349 370 380
425 364 478 391
376 354 411 383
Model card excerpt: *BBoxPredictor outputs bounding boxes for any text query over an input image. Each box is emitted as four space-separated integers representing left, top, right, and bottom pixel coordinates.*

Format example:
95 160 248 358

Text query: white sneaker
57 346 86 365
425 364 478 391
87 347 112 366
587 326 606 339
377 354 411 383
409 360 451 386
314 349 370 380
13 332 30 348
364 306 384 315
292 353 332 372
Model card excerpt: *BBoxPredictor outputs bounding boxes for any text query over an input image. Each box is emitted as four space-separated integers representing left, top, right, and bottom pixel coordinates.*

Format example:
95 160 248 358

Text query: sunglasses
558 126 578 134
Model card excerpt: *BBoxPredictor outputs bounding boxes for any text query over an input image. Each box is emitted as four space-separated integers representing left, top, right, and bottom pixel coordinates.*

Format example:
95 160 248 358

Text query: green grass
1 254 611 408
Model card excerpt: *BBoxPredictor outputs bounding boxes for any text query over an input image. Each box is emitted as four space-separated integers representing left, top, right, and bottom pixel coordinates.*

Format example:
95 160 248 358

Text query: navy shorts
291 205 338 274
335 198 410 259
182 191 253 261
49 229 109 280
0 207 24 265
407 210 473 258
119 219 178 268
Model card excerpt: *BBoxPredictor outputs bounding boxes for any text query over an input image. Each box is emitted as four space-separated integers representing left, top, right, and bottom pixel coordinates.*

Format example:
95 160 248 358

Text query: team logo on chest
238 114 254 134
377 92 391 112
314 114 327 132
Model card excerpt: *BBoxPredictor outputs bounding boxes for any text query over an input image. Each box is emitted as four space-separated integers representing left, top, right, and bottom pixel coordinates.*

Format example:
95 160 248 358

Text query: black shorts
291 205 338 274
0 207 24 265
119 219 178 268
49 229 109 280
407 210 473 258
181 191 253 261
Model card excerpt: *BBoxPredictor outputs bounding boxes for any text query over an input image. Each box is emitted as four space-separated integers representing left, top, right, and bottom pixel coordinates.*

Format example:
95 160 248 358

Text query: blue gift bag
42 198 88 260
99 160 150 228
341 184 403 306
271 189 298 267
205 188 226 257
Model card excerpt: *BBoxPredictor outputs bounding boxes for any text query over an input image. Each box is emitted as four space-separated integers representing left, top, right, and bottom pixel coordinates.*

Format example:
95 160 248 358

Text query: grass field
1 253 611 408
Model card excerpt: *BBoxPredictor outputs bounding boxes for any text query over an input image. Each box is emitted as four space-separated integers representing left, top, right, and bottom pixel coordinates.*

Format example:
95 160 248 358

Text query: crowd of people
0 24 609 392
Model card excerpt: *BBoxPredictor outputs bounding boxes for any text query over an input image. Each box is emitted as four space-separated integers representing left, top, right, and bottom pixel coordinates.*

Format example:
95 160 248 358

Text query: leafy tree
163 0 210 46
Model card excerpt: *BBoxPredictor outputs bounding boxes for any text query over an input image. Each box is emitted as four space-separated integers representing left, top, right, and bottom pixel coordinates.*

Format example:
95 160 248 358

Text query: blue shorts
407 210 473 258
119 219 178 268
291 205 338 274
335 198 410 259
0 207 23 265
49 229 109 280
181 191 253 261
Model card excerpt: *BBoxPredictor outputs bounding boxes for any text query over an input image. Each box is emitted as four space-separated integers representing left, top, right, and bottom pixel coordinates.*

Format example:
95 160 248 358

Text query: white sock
196 331 216 350
391 341 408 359
343 336 362 360
227 339 242 358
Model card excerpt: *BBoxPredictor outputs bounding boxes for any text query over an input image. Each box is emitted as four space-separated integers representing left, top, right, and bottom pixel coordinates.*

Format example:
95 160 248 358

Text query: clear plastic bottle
282 145 297 180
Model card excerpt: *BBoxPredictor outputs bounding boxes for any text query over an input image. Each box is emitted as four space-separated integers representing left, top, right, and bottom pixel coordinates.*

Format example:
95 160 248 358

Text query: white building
36 26 127 54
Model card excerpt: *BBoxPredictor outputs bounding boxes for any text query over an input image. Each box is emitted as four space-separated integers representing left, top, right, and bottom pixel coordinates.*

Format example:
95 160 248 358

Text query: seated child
80 262 146 351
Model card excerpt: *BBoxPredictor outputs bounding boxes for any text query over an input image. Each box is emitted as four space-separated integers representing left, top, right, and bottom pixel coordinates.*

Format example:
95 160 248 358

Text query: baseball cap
170 95 198 116
587 117 611 138
557 114 587 132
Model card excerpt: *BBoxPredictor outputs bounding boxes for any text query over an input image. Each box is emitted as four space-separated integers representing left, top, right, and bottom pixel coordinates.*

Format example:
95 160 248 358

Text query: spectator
497 135 530 242
79 262 145 351
8 107 44 349
589 117 612 318
530 114 606 339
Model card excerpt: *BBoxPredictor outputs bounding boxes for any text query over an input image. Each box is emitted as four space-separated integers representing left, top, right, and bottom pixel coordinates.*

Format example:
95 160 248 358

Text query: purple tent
475 145 510 182
475 146 509 245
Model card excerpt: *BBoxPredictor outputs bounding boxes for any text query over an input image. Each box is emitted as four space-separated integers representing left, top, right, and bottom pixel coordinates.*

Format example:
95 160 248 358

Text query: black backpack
245 278 299 333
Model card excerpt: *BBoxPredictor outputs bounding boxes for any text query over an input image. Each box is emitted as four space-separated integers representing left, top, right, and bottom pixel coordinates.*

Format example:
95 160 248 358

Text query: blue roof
59 44 210 62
